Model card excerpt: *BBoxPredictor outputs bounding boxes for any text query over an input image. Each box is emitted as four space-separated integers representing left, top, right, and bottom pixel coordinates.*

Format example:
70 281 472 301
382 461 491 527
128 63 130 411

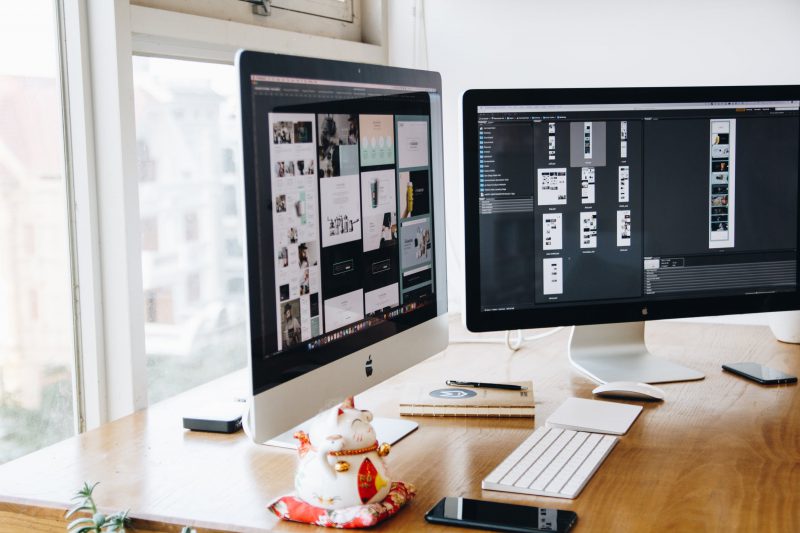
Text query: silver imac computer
462 86 800 384
237 51 448 444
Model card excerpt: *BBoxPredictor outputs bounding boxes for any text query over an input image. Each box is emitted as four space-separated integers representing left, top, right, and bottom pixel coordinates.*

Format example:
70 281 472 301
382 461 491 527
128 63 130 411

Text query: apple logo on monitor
365 356 373 377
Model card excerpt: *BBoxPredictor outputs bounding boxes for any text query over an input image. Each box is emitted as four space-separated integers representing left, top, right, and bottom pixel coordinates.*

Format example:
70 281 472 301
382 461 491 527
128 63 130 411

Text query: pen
446 380 527 391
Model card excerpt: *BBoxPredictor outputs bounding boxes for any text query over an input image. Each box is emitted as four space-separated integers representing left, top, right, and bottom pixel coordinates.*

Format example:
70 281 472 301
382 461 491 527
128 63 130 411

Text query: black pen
446 380 527 391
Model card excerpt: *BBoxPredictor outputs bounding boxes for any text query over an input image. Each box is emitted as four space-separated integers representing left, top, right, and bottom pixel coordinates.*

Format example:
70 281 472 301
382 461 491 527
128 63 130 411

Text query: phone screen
426 497 577 533
723 362 798 384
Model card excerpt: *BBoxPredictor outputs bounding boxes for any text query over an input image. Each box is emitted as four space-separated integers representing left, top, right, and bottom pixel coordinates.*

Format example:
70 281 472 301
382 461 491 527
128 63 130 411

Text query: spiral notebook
398 381 534 418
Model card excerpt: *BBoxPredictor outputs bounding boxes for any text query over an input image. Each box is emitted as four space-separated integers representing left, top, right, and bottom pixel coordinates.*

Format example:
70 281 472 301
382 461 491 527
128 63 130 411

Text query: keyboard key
500 428 562 486
484 427 551 484
512 429 571 488
544 432 589 493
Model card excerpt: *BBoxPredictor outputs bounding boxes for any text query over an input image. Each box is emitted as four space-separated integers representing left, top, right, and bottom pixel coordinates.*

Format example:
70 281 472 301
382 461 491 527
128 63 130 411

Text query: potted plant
65 482 196 533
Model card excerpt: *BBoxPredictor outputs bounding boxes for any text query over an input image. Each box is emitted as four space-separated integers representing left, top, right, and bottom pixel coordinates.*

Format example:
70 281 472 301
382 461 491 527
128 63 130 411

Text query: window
137 140 156 182
223 185 238 216
144 288 174 324
222 148 235 174
186 273 201 303
141 217 159 251
0 1 76 464
24 226 35 255
225 238 243 258
133 56 247 404
184 212 199 241
29 290 39 321
227 277 245 295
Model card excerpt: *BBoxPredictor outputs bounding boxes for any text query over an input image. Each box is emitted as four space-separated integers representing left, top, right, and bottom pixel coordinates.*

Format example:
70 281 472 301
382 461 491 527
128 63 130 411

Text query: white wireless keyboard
482 426 618 499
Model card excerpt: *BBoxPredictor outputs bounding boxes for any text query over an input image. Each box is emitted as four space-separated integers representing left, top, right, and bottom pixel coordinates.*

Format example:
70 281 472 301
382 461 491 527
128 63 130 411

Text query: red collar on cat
294 431 380 458
327 441 380 456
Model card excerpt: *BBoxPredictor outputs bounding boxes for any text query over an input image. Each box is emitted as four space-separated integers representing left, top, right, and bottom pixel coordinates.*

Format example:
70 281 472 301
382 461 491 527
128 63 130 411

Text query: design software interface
476 100 800 311
248 75 437 362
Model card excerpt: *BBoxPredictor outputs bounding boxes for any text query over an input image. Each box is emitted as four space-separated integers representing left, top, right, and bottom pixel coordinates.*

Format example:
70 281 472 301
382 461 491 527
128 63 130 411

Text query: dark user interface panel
476 101 800 311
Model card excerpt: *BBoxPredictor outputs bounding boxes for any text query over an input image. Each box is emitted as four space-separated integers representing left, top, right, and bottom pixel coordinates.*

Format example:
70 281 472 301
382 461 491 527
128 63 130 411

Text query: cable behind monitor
449 327 564 351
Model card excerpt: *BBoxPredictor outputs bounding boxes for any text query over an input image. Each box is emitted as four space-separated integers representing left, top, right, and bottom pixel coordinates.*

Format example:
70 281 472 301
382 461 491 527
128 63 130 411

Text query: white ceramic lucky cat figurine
294 399 392 510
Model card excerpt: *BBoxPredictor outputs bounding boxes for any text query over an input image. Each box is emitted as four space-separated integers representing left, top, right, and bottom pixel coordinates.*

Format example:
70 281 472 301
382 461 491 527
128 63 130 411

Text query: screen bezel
237 51 446 394
462 86 800 332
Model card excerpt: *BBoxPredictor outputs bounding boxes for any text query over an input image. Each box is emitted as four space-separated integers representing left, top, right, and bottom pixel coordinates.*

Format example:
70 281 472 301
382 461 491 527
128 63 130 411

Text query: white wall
390 0 800 322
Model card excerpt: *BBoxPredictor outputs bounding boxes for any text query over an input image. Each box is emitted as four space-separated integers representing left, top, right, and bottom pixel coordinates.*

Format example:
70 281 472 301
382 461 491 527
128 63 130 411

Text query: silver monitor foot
264 417 419 449
568 322 704 384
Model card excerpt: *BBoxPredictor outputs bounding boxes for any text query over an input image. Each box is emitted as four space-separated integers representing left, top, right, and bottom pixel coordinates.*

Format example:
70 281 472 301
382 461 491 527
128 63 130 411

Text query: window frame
271 0 355 23
129 4 386 64
60 0 388 429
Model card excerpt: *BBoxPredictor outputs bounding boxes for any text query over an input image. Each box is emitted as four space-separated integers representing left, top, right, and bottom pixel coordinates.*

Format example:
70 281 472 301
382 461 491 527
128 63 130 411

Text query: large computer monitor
237 51 448 443
463 86 800 384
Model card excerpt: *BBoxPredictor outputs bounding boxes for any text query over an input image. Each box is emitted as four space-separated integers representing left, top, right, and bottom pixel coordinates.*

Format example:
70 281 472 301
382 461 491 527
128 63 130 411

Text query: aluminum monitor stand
265 417 418 450
568 321 705 384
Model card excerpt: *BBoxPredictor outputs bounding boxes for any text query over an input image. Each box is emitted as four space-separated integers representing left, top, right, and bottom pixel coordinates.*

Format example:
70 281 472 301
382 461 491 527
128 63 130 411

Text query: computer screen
462 87 800 331
238 52 447 440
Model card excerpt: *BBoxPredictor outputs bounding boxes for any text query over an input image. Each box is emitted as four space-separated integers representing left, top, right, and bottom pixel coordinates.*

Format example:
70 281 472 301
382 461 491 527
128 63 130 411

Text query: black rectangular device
425 497 577 533
462 86 800 332
722 362 798 384
182 402 244 433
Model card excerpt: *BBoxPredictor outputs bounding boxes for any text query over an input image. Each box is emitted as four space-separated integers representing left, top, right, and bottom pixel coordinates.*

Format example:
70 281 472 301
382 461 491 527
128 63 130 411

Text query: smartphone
722 362 798 385
425 497 577 533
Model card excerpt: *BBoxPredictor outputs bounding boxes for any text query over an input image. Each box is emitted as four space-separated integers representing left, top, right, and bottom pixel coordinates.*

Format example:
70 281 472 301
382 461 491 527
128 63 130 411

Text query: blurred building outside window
133 56 247 405
0 1 76 465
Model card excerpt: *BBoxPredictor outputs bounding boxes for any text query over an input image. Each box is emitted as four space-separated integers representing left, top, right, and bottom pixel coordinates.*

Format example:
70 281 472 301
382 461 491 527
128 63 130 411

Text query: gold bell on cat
377 443 391 457
335 461 350 472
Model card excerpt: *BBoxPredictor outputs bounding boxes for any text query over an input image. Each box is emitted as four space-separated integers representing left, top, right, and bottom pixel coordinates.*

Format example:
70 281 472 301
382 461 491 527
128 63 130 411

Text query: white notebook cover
546 397 642 435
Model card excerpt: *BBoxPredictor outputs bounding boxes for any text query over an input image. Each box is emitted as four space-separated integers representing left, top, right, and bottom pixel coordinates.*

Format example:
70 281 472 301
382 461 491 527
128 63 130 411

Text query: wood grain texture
0 318 799 532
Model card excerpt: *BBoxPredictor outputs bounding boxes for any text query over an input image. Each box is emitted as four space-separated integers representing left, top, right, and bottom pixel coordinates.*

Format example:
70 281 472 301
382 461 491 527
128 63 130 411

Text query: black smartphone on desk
722 362 798 385
425 497 577 533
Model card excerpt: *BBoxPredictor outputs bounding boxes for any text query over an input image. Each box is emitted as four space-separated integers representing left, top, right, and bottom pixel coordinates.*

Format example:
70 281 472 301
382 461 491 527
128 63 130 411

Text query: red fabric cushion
268 481 416 529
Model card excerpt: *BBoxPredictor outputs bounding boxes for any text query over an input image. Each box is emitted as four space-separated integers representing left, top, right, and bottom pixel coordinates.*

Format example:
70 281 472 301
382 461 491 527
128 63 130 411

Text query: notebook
545 397 642 435
399 381 534 417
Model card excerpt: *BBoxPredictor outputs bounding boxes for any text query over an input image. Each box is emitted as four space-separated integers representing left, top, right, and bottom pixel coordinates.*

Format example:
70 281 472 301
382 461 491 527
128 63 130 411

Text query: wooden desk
1 319 799 532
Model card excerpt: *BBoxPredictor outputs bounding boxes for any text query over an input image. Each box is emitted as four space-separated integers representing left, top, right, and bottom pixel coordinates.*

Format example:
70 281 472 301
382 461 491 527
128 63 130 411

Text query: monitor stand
568 321 704 384
265 417 418 450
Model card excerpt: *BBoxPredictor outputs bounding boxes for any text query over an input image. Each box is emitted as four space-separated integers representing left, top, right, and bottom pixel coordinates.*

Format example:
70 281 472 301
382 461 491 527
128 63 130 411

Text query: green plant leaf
66 482 131 532
67 526 97 533
104 521 127 533
67 520 98 533
180 527 197 533
103 509 130 532
108 510 130 522
67 517 94 530
69 481 99 516
65 503 92 519
73 481 99 500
